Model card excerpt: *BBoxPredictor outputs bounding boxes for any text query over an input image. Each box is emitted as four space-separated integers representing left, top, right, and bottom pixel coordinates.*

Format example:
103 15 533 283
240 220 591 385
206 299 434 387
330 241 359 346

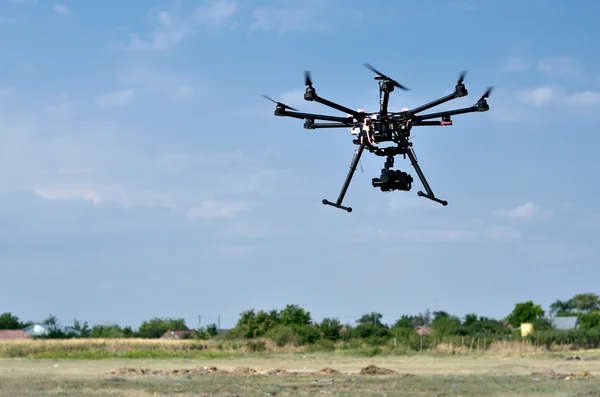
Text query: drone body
264 63 492 212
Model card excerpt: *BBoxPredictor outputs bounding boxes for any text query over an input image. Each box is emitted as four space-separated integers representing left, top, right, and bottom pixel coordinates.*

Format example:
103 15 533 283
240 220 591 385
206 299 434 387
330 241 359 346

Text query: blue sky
1 0 600 330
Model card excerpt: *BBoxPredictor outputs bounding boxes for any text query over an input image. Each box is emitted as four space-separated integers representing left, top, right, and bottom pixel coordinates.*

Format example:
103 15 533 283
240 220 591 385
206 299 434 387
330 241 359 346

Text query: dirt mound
108 366 224 376
319 367 340 375
532 369 594 380
231 367 258 374
360 365 396 375
257 368 291 376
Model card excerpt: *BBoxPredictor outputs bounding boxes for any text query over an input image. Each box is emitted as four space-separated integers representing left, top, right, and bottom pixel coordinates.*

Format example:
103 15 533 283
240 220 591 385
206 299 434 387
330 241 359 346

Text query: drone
263 63 493 212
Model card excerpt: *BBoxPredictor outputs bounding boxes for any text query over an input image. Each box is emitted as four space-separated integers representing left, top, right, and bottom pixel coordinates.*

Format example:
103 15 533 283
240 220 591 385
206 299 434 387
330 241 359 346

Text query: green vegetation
2 293 600 359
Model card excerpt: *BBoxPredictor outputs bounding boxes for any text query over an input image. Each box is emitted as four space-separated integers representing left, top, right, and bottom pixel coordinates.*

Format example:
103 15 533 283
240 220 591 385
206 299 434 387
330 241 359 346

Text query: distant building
160 330 196 340
551 316 579 330
415 325 433 336
23 323 81 337
0 330 28 340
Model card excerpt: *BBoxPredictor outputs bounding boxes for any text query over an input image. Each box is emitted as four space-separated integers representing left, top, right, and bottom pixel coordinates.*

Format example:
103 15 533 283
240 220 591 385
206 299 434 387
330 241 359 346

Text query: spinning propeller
261 95 297 111
363 63 410 91
304 71 313 87
479 86 493 100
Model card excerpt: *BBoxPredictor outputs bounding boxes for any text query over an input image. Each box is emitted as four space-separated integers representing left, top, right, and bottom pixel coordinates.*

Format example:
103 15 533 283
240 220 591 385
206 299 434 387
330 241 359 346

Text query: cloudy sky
1 0 599 330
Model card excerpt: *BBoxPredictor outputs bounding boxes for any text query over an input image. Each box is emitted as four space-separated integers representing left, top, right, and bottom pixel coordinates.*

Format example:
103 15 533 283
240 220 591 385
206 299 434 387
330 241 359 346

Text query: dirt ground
1 353 599 396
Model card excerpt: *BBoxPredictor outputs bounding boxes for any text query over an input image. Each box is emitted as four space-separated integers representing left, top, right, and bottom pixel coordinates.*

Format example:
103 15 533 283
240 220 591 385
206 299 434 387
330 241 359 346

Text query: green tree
234 309 280 338
42 313 59 326
91 324 124 338
432 311 450 321
463 313 478 326
392 315 415 329
279 304 311 326
507 301 545 327
356 312 385 328
72 318 90 337
122 326 134 338
549 299 574 317
570 293 600 314
206 323 219 337
579 312 600 330
0 312 24 329
430 314 463 336
137 317 188 338
319 317 342 341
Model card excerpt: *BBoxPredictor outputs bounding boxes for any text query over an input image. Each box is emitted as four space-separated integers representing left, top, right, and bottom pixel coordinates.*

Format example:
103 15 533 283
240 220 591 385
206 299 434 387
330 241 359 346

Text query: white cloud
170 84 195 101
502 56 531 72
388 195 442 211
34 188 102 205
187 200 252 220
124 1 238 52
485 226 521 242
250 3 328 35
564 90 600 107
192 0 238 27
222 220 292 239
518 86 554 107
493 202 551 221
0 87 14 98
43 101 74 117
396 229 476 243
537 57 582 78
116 62 197 102
94 90 135 109
52 3 69 15
126 11 194 52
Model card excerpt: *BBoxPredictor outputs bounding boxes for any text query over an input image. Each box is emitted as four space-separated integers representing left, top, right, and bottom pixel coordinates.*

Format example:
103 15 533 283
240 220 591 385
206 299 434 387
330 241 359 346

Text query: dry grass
0 337 586 361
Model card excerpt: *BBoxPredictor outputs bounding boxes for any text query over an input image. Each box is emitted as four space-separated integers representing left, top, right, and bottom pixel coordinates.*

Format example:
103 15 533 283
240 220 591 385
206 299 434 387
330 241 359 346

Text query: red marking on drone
440 120 453 126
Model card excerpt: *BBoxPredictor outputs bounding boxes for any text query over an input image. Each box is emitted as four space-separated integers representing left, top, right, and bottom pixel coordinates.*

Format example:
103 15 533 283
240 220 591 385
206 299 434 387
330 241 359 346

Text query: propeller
479 87 493 101
457 70 467 85
261 95 297 111
304 71 313 87
363 63 410 91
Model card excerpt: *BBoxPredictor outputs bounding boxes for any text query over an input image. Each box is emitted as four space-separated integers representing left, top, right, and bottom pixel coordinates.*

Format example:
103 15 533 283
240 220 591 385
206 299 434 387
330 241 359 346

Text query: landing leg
322 144 365 212
405 146 448 206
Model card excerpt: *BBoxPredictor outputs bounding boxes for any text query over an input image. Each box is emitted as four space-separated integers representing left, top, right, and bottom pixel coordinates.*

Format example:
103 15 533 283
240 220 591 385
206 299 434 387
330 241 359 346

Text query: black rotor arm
278 109 354 124
406 71 468 116
304 71 365 120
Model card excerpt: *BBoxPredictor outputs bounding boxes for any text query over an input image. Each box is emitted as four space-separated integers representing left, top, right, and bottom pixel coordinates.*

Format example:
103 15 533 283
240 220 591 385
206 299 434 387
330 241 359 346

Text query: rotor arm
303 71 365 119
304 120 356 129
415 87 492 121
413 105 482 121
309 94 365 119
407 71 468 115
278 109 354 124
413 119 453 126
407 92 463 116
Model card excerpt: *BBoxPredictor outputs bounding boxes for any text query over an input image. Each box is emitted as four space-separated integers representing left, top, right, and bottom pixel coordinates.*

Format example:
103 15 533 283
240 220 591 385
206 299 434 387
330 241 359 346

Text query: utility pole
198 315 201 330
218 315 220 333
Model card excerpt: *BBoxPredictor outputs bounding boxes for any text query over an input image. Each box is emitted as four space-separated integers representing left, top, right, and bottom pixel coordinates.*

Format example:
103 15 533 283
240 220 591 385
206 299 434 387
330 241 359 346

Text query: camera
372 169 413 192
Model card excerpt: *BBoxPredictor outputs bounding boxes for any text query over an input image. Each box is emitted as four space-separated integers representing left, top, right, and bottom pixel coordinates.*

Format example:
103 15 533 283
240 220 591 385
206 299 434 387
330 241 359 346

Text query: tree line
2 293 599 348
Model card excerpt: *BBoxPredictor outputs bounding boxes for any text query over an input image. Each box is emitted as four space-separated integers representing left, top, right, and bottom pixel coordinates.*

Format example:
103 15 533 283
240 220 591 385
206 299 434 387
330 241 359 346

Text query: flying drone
263 63 493 212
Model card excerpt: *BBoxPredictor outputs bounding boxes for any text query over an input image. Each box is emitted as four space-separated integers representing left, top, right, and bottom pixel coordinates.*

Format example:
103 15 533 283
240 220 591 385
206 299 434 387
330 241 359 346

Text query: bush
246 341 267 352
265 325 300 347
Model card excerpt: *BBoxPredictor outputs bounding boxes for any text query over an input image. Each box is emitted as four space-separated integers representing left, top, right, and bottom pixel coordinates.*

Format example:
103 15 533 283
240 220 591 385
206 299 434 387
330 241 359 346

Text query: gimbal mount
265 64 492 212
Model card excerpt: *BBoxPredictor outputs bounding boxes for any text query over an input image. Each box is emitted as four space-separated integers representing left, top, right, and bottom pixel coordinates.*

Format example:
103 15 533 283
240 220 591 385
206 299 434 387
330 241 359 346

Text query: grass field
1 343 599 396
